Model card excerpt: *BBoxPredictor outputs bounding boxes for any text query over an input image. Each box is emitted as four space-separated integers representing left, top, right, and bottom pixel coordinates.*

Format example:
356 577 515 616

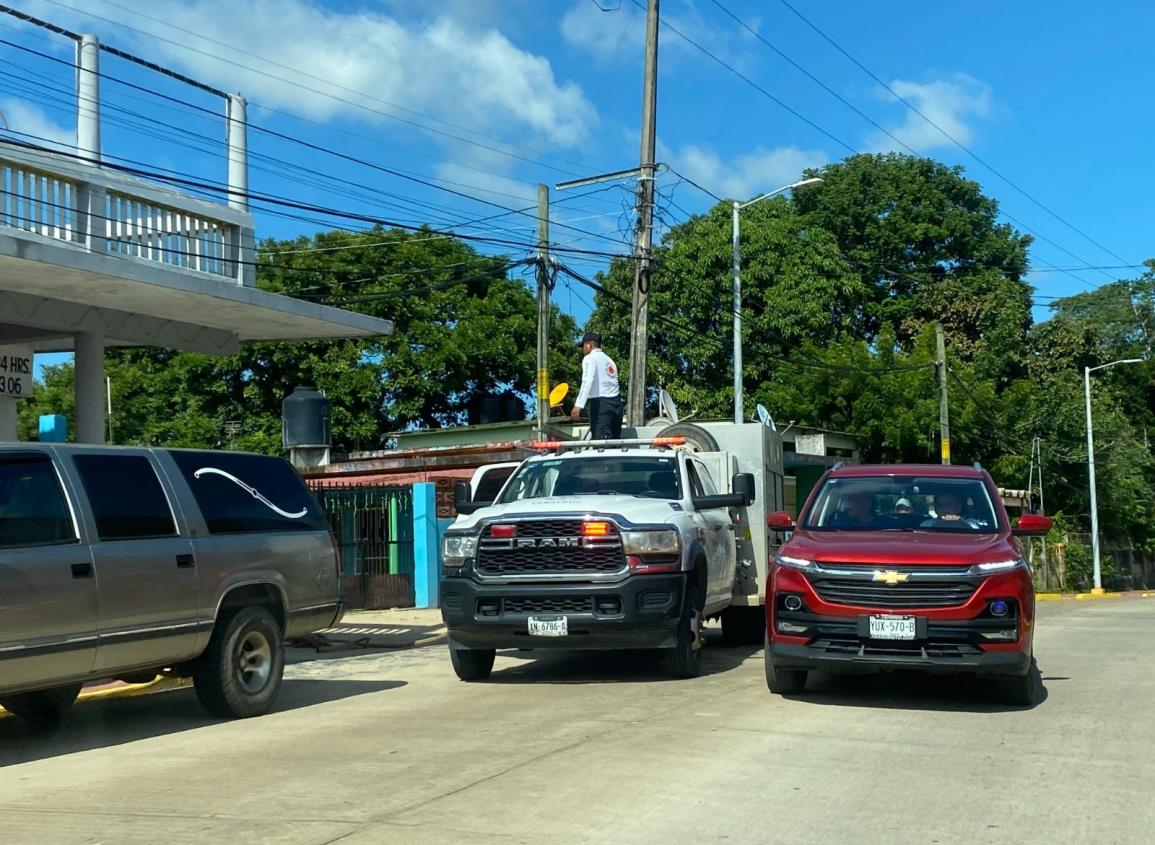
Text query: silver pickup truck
0 444 341 725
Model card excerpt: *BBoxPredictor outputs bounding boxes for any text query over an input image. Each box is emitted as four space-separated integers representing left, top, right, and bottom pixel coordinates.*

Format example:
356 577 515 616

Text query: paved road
1 600 1153 845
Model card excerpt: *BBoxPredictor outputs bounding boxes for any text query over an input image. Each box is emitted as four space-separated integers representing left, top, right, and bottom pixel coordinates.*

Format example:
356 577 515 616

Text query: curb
1036 591 1153 601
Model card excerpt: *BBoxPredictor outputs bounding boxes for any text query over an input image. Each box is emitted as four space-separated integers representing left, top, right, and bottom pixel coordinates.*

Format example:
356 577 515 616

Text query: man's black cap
580 331 601 345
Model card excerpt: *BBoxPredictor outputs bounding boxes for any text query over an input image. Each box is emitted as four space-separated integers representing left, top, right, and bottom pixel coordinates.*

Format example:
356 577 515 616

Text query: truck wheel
193 606 284 719
721 606 765 646
764 633 807 695
656 422 719 453
997 657 1040 707
450 647 496 681
0 683 82 728
668 581 705 679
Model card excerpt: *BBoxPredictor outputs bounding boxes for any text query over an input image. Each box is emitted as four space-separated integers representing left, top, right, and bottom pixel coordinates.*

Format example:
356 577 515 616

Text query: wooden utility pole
536 183 550 432
626 0 659 426
935 321 950 465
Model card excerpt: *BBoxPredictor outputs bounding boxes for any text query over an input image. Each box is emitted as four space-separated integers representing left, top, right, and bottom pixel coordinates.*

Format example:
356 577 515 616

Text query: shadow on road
0 678 405 766
793 667 1050 713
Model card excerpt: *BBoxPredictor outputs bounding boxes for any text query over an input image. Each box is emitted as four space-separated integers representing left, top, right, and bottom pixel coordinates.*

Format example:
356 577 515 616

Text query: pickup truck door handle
176 554 196 569
71 562 94 579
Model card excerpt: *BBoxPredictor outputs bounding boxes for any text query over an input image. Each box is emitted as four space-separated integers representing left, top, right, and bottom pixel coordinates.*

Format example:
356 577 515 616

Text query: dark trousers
588 395 623 440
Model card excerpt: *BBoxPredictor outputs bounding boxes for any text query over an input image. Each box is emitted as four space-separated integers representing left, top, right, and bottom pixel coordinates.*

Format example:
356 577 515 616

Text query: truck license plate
528 616 568 637
868 615 917 640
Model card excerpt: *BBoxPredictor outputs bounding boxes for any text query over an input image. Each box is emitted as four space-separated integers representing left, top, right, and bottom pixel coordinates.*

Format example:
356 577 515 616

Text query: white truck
439 422 784 680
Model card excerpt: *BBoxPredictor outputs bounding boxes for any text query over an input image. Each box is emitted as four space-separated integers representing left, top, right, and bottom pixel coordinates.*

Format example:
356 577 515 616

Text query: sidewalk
1036 589 1155 601
298 607 447 651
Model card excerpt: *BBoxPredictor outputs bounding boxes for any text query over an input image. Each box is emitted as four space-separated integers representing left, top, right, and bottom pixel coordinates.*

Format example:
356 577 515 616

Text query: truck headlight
442 534 478 567
621 530 681 555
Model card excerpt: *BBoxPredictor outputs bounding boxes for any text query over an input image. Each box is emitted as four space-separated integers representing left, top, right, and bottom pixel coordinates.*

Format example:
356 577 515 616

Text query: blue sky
3 0 1153 377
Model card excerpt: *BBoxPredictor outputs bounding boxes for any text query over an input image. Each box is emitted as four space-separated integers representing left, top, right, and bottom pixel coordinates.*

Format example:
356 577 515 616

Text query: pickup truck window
74 455 178 541
0 453 77 549
498 456 683 502
804 476 1000 533
168 450 328 534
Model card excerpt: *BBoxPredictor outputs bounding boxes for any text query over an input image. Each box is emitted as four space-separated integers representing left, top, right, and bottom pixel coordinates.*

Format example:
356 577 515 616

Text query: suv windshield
803 475 999 533
497 456 682 502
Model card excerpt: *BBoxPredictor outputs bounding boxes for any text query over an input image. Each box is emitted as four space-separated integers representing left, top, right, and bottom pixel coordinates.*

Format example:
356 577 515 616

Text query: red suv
764 464 1052 705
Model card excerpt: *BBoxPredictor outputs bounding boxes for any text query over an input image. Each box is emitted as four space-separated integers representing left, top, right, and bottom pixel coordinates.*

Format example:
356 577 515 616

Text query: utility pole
535 183 551 432
935 321 950 465
626 0 659 427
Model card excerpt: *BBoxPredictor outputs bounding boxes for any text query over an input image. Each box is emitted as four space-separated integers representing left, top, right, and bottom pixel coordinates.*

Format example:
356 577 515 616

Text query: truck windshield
803 476 1000 533
497 456 682 502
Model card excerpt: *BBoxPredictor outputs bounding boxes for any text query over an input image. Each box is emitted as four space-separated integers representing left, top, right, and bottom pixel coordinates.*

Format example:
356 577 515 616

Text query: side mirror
732 472 756 506
693 493 747 511
1013 513 1052 537
454 481 491 516
767 511 795 531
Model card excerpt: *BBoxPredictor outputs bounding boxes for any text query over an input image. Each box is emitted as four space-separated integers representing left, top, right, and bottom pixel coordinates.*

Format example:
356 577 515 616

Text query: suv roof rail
973 461 983 471
529 436 686 452
831 460 844 471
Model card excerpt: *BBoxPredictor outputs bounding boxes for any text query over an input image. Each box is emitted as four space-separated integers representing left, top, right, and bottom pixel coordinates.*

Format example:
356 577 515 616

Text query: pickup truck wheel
450 647 496 681
764 633 807 695
0 683 82 728
997 657 1040 707
668 581 705 679
721 606 765 646
193 606 284 719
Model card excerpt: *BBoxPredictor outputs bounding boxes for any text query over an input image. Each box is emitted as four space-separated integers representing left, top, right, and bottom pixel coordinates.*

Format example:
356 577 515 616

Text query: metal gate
310 483 415 609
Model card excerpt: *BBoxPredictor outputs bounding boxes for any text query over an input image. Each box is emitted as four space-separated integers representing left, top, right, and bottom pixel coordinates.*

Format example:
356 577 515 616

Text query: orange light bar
651 436 686 446
531 441 562 450
582 521 611 537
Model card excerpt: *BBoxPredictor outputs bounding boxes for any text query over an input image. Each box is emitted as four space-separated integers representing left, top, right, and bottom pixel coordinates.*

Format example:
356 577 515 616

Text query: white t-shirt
574 348 620 408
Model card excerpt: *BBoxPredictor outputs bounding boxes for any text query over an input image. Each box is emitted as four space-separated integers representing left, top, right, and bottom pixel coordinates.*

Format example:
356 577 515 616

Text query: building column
77 34 101 161
412 482 440 609
0 400 17 442
74 332 106 444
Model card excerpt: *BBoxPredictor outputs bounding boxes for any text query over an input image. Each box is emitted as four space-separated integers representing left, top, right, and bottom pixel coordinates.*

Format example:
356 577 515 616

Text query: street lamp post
732 177 823 424
1084 358 1142 593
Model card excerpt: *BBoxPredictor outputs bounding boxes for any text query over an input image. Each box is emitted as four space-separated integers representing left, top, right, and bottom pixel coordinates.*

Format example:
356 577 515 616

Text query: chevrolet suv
764 464 1051 705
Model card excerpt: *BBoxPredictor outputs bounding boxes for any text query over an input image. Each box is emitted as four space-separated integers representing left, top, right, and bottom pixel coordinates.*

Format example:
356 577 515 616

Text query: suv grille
807 575 976 609
501 596 595 614
476 520 626 576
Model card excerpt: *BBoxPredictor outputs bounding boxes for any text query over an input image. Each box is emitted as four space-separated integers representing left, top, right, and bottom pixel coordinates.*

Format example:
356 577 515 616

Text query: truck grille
807 576 976 609
476 520 626 576
501 596 595 614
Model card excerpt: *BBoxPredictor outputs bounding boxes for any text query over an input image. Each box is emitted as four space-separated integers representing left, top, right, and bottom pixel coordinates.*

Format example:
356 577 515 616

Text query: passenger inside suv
829 489 876 529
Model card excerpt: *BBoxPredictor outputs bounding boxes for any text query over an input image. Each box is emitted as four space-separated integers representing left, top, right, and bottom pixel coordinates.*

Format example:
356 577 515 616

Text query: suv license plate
868 615 917 640
528 616 568 637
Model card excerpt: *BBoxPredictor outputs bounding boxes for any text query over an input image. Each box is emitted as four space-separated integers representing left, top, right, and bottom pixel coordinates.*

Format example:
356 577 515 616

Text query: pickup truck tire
0 682 82 728
997 656 1040 707
668 580 705 679
450 647 496 681
764 633 807 695
656 422 719 453
194 606 284 719
721 606 765 646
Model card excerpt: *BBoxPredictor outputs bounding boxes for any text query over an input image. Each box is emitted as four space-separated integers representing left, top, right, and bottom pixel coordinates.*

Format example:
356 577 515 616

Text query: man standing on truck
571 331 622 439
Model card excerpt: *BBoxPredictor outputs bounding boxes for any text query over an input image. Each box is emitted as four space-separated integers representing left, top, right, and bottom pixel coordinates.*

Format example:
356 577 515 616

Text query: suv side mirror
454 481 491 516
692 492 747 511
1013 513 1052 537
732 472 756 506
767 511 795 531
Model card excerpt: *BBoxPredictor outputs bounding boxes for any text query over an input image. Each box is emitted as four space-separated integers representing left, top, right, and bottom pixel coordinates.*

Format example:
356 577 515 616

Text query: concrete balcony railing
0 140 255 287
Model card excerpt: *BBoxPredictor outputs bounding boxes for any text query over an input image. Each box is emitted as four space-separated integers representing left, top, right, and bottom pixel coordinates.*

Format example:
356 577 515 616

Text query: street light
1084 357 1143 593
732 177 824 424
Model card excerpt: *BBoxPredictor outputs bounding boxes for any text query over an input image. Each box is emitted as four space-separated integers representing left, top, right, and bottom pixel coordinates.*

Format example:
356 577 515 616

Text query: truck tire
764 633 806 695
450 647 496 681
657 422 719 453
668 580 705 679
997 657 1040 707
193 605 284 719
0 683 82 728
721 606 765 646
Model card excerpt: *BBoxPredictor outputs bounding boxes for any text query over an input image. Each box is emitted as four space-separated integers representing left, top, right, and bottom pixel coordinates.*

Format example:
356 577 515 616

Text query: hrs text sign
0 346 33 398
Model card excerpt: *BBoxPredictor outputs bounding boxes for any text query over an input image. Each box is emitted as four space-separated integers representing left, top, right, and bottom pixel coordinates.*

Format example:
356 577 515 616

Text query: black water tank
282 386 331 448
501 394 525 422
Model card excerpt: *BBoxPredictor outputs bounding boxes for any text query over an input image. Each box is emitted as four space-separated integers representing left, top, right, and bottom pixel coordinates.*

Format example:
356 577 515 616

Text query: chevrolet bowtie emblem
872 570 909 585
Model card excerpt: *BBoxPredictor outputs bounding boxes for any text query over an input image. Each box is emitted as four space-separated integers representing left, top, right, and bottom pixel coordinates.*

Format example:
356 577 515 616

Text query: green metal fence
310 483 415 609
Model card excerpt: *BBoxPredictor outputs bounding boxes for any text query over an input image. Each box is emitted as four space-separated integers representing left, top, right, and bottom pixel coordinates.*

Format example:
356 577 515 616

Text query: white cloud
560 1 644 63
0 98 75 152
666 142 828 202
869 74 992 152
20 0 596 149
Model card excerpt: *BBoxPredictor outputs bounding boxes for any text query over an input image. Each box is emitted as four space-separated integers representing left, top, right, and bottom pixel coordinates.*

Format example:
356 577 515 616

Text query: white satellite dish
659 388 680 424
756 403 776 430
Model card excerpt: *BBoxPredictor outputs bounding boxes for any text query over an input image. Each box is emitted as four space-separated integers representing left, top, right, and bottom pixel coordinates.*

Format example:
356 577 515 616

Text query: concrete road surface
1 600 1153 845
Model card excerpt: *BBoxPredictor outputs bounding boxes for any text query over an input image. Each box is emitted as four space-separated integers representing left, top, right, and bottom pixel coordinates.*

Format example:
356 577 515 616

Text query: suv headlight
970 558 1027 575
622 530 681 555
442 534 478 567
774 554 815 571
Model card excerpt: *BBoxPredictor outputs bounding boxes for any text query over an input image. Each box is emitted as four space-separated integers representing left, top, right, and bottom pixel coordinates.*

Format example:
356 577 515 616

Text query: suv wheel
669 580 705 679
450 647 496 681
0 683 82 728
764 633 807 695
997 657 1040 707
194 606 284 718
